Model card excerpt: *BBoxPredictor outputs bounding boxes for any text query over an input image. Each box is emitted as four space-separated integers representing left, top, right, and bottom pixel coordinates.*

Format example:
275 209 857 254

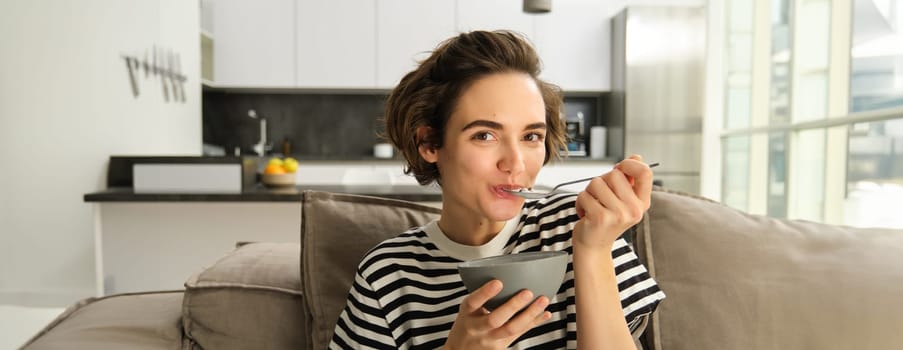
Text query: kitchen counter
87 183 440 294
83 184 442 203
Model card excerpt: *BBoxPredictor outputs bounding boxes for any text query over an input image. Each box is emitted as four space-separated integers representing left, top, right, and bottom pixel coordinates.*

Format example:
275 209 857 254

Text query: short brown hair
384 30 566 185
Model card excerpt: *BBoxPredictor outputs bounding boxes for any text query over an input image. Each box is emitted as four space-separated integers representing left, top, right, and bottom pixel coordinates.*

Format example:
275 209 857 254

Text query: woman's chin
483 199 523 221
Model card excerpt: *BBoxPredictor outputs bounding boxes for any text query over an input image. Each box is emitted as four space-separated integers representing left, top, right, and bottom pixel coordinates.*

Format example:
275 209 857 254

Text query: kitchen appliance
564 111 587 156
108 156 257 194
610 6 705 194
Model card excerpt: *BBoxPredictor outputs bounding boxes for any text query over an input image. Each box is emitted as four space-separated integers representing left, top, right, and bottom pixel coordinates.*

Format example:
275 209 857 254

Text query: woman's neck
437 206 507 246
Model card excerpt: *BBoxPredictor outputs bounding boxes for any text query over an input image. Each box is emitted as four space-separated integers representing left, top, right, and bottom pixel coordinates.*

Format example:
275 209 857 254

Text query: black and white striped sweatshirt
331 193 665 349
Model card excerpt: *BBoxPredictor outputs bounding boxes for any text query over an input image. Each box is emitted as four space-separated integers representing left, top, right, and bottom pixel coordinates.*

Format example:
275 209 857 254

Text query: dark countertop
84 184 442 203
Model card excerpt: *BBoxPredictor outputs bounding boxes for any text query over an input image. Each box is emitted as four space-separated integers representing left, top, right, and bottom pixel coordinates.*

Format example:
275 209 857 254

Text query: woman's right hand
443 280 552 350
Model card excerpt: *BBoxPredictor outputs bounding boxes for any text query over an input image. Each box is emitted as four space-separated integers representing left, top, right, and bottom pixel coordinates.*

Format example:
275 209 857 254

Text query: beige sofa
20 189 903 350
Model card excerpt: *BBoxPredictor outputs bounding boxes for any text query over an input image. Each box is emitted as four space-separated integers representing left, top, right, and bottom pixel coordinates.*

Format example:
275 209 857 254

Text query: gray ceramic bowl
457 251 568 310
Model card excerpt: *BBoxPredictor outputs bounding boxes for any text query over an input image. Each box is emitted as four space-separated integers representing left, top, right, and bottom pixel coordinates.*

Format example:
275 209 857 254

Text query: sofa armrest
182 242 307 350
21 291 186 350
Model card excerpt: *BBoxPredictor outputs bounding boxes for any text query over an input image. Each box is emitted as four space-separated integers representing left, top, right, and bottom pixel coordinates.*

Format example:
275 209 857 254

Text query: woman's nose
498 142 526 175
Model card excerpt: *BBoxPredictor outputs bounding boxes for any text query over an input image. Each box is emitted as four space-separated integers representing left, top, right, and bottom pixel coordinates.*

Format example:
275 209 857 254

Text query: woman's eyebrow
461 119 502 131
461 120 547 131
524 122 547 130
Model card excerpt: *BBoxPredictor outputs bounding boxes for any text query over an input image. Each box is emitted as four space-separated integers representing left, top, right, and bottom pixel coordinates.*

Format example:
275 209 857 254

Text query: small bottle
281 138 292 157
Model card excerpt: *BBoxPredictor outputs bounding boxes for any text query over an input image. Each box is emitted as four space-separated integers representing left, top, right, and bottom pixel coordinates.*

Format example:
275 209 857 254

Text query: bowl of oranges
261 157 298 187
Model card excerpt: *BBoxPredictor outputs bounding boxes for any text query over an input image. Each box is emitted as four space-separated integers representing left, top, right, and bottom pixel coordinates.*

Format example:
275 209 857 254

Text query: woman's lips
494 185 525 198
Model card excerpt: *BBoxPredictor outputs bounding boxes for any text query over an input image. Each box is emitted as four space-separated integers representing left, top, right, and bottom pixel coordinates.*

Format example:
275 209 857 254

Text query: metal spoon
503 162 660 199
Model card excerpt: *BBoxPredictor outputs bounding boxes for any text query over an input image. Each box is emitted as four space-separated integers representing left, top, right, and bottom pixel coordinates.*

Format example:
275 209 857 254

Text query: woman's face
421 72 547 222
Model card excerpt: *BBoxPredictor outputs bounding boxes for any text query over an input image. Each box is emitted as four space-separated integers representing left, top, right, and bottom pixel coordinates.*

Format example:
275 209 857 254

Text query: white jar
590 126 607 159
373 143 394 159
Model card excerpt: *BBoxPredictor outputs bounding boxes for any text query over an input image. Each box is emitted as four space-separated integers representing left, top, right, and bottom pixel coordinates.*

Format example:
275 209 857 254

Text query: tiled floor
0 305 63 349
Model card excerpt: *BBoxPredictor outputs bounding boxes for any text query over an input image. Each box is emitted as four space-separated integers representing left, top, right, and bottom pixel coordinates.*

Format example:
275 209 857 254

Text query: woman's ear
416 126 439 163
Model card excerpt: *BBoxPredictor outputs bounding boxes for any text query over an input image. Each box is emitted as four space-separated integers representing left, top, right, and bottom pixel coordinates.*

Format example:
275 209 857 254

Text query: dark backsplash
203 90 388 158
203 89 607 160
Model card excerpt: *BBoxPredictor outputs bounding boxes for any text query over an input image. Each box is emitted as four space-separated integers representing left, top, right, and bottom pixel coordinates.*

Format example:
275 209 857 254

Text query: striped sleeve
611 237 666 323
329 270 396 350
523 194 665 326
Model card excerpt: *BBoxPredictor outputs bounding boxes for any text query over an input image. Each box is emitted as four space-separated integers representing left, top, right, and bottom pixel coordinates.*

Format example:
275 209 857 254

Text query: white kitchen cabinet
94 202 301 294
200 0 214 34
210 0 622 91
447 0 616 92
455 0 535 40
296 0 376 88
533 0 616 91
376 0 457 88
213 0 295 87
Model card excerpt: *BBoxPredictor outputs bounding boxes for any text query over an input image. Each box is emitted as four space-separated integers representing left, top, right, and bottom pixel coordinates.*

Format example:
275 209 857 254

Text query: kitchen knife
124 56 139 97
158 47 170 102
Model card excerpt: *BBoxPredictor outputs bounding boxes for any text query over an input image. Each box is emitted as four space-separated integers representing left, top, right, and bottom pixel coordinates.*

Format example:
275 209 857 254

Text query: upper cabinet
210 0 623 91
456 0 535 41
213 0 295 87
457 0 613 91
375 0 456 88
533 0 613 91
296 0 376 88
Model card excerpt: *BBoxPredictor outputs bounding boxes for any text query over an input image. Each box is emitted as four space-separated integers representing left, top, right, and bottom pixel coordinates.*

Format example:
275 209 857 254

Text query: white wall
0 0 201 306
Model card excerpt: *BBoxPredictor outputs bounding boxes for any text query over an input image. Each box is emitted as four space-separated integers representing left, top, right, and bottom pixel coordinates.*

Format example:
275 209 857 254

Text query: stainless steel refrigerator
610 6 706 194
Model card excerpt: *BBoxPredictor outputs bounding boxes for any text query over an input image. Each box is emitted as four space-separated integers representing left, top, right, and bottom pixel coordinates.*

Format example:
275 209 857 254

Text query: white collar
422 216 521 261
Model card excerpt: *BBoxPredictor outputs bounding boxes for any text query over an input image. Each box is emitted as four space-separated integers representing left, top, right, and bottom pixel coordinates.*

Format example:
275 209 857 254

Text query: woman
331 30 664 349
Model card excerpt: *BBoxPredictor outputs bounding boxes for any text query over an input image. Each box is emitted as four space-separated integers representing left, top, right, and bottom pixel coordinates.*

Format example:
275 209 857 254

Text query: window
718 0 903 228
845 119 903 227
850 0 903 112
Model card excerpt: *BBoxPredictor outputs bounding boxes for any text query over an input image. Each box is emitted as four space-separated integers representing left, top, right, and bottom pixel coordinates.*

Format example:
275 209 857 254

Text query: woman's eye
524 132 545 142
472 132 496 141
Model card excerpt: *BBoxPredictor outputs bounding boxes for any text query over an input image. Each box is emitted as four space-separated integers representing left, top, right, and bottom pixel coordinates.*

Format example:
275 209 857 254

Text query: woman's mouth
494 185 526 198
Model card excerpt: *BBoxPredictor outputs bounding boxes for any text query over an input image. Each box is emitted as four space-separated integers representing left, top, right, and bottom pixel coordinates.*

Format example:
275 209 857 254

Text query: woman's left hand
572 155 653 250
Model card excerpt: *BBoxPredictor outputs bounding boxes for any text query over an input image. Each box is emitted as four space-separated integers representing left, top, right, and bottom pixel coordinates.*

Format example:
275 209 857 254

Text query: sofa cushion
301 191 441 350
21 291 186 350
635 189 903 350
182 242 305 350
